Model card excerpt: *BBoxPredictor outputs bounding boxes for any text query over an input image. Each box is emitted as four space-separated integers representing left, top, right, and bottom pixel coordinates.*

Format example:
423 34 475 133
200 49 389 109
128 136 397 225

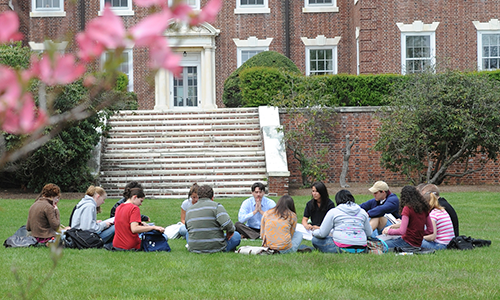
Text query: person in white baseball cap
360 181 400 235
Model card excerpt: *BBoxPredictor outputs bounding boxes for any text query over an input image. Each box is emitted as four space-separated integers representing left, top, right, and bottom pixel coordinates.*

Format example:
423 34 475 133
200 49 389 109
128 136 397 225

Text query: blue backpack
140 230 171 252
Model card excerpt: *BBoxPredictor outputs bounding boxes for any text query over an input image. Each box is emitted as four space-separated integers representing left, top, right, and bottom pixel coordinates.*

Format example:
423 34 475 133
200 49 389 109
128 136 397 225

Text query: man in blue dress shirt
235 182 276 239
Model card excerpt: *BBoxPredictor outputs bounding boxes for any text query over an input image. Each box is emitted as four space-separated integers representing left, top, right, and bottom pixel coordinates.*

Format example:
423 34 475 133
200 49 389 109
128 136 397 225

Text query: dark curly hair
41 183 61 198
399 185 430 214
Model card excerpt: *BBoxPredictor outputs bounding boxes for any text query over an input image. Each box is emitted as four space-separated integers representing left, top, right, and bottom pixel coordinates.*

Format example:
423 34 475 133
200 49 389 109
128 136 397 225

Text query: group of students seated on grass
26 179 459 253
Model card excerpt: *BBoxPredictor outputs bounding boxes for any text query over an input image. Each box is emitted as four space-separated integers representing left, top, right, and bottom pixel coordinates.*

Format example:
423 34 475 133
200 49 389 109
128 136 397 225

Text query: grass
0 192 499 299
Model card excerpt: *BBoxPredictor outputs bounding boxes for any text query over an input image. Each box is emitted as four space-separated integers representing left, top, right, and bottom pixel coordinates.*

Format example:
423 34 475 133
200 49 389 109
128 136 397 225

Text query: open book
384 213 400 225
101 217 115 224
376 233 401 241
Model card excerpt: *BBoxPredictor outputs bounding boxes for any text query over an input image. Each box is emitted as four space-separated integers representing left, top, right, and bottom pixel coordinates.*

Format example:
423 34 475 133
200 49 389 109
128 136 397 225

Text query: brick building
3 0 500 110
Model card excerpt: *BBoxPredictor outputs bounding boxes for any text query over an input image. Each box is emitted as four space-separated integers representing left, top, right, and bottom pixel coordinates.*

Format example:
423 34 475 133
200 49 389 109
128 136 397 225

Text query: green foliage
114 72 129 92
239 67 295 107
0 42 31 69
223 51 301 107
7 80 111 192
374 70 500 184
1 192 499 299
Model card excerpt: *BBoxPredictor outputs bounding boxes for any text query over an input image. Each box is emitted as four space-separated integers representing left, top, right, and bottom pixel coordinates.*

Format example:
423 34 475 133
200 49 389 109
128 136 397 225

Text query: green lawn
1 192 498 300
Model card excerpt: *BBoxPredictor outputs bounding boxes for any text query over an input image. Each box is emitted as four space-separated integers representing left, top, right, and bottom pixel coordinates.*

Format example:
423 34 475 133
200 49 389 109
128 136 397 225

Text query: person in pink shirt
421 191 454 250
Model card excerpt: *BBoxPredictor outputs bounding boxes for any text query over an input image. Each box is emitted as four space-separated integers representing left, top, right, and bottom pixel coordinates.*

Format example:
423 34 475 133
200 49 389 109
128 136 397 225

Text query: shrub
223 51 301 107
239 67 295 107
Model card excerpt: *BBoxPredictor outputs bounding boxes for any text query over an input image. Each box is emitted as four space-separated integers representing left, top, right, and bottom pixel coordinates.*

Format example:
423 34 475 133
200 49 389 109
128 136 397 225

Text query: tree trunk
340 135 356 188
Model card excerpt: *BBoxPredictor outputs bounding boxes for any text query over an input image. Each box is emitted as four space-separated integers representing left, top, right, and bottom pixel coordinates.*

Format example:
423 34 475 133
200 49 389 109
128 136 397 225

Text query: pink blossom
133 0 165 7
0 66 22 110
171 3 194 22
76 5 126 59
31 53 86 86
130 10 171 47
76 33 106 62
190 0 221 25
0 11 23 43
2 94 47 134
147 36 182 75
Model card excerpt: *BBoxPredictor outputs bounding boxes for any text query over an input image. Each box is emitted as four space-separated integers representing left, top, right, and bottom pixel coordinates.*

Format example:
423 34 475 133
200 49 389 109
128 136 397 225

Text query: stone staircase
99 108 267 198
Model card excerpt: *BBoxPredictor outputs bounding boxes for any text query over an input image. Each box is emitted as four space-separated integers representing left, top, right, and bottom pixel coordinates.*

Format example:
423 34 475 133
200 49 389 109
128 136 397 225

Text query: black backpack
447 235 491 250
63 228 104 249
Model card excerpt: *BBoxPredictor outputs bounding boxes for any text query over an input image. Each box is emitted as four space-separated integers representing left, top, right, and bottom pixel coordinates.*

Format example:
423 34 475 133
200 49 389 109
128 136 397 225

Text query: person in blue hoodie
312 190 372 253
70 186 114 245
360 181 400 235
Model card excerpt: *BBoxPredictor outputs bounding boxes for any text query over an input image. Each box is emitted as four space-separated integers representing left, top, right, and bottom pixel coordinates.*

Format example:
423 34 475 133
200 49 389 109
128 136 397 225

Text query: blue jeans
179 224 187 241
279 231 303 254
384 237 414 249
98 225 115 244
421 239 447 250
225 232 241 252
312 237 366 253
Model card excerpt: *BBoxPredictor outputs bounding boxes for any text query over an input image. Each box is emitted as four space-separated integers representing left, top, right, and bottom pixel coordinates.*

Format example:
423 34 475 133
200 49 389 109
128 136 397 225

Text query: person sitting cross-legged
360 181 400 236
185 185 241 253
235 182 276 239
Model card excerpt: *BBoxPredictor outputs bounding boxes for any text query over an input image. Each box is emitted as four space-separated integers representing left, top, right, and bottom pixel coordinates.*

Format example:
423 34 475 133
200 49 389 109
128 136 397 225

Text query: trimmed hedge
223 51 301 107
235 68 500 108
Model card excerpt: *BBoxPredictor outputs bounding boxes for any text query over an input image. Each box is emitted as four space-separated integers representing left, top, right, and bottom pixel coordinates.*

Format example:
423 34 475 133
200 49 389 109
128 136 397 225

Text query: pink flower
133 0 165 7
130 10 171 47
171 3 194 22
2 94 47 134
76 5 126 60
76 33 106 62
0 11 23 43
31 53 86 86
190 0 221 25
147 36 182 75
0 66 22 110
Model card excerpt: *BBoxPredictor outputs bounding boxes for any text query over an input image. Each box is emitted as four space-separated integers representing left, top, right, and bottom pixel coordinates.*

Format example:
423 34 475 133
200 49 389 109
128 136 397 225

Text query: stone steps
99 108 268 198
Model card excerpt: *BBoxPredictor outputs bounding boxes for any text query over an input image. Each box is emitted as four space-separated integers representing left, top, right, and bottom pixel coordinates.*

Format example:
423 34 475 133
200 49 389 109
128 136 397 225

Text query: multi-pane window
31 0 65 16
481 34 500 70
308 48 335 75
303 0 337 13
103 50 134 91
241 50 263 65
240 0 264 5
404 35 431 73
309 0 332 4
235 0 269 14
101 0 133 15
173 67 198 107
35 0 61 9
105 0 128 7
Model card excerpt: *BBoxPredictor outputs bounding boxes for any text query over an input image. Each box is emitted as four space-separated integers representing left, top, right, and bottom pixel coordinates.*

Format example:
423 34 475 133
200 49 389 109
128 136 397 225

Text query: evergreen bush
223 51 301 107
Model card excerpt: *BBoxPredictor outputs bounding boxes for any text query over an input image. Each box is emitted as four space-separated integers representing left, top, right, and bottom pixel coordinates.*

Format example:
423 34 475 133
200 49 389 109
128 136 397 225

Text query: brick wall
280 107 500 187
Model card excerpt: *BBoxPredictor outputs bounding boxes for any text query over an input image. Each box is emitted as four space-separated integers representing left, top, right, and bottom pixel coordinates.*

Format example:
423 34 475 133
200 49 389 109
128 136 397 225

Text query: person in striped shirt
185 185 241 253
421 191 455 250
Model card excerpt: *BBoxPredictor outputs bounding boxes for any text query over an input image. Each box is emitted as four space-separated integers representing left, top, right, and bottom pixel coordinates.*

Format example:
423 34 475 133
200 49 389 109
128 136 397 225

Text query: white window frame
100 0 134 16
473 19 500 71
303 0 339 13
397 21 439 74
30 0 66 17
168 0 200 10
301 35 340 76
356 27 360 75
233 36 273 67
235 0 270 15
28 40 68 53
101 49 134 92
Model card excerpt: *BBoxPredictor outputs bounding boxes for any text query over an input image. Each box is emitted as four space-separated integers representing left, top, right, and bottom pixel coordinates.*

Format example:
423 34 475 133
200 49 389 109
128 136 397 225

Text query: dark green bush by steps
0 43 137 192
223 51 301 107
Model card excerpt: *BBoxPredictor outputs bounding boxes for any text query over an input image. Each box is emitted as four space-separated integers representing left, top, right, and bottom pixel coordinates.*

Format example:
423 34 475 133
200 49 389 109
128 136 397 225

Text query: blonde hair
423 191 444 211
86 185 106 197
86 186 106 213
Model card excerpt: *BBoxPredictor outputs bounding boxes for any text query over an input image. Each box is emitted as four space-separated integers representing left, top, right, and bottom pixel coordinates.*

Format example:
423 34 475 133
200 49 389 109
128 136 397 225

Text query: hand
254 201 262 215
106 222 112 227
154 226 165 233
382 227 389 235
311 225 320 230
97 220 102 223
226 232 234 240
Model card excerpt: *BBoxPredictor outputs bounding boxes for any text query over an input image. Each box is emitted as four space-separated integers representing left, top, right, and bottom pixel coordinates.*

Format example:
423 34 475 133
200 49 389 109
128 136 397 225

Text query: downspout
79 0 86 31
285 0 290 58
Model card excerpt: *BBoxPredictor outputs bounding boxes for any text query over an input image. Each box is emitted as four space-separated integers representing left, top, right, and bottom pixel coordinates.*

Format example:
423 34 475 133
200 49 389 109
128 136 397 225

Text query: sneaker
297 245 313 253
